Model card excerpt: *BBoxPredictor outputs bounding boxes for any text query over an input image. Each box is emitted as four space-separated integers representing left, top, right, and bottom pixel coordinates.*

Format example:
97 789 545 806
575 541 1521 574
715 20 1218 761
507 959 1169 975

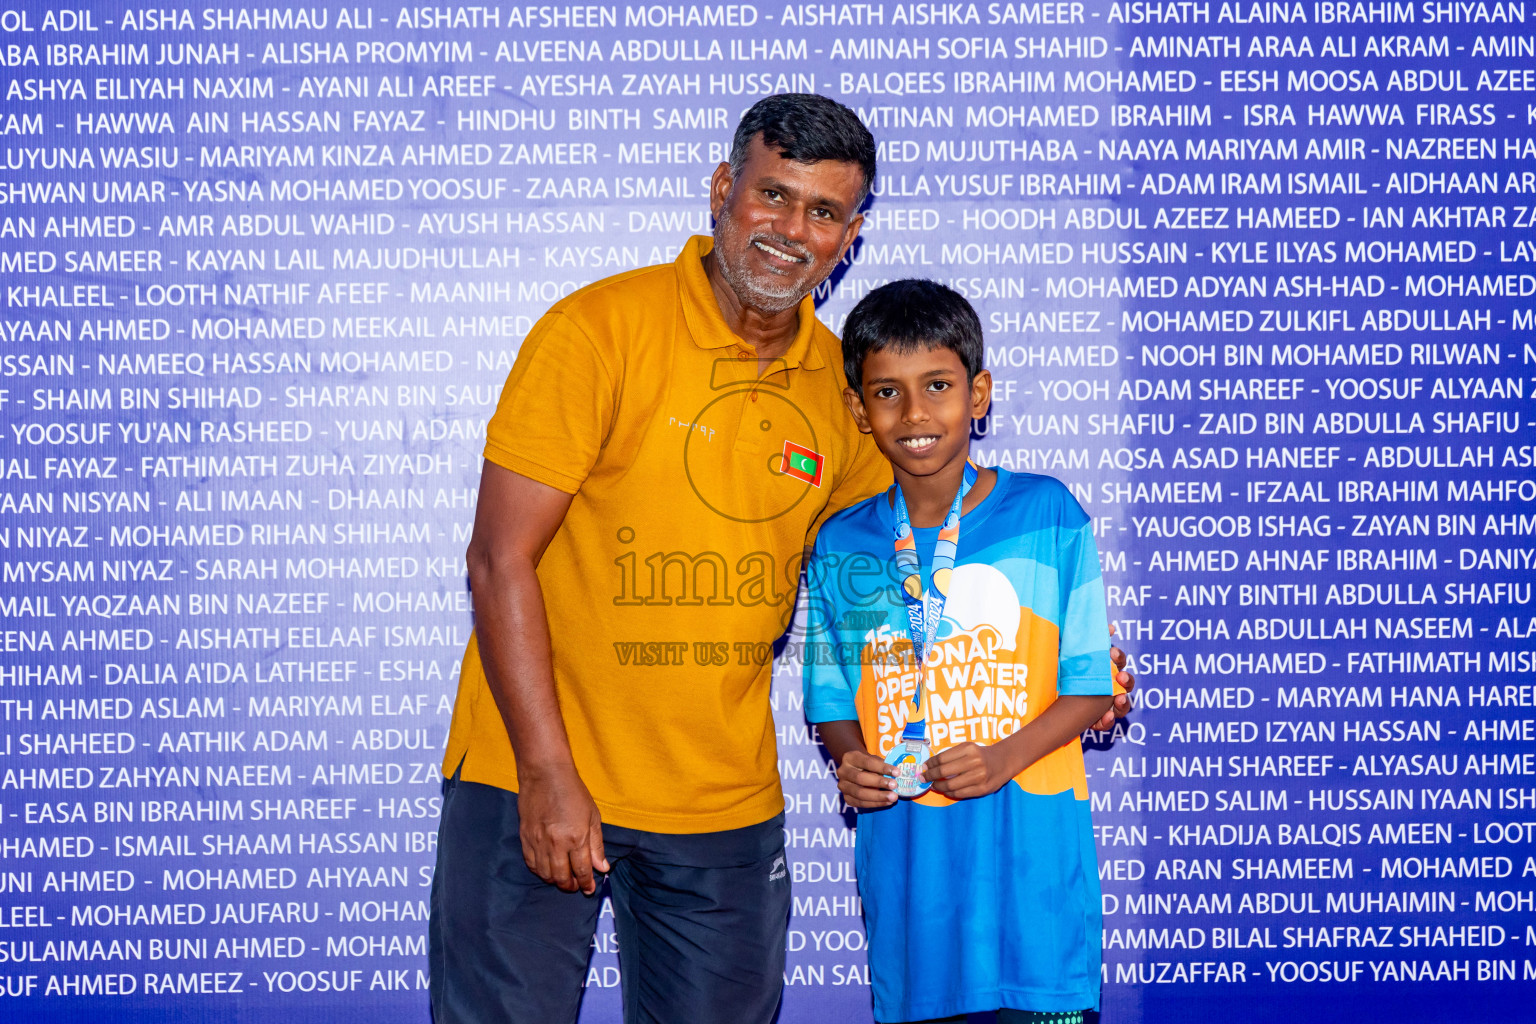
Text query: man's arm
466 461 608 895
923 694 1115 801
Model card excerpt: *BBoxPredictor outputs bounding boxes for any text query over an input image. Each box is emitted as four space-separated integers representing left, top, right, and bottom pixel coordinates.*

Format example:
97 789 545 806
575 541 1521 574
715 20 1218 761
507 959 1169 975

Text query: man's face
708 134 866 316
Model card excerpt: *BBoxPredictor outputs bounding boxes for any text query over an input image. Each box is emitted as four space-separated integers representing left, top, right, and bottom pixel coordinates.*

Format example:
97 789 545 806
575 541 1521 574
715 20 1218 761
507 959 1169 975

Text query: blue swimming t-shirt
802 469 1112 1021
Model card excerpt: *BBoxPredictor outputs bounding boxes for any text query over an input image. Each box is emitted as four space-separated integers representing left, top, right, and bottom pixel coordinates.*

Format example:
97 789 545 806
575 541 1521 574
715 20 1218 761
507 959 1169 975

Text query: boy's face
842 344 992 483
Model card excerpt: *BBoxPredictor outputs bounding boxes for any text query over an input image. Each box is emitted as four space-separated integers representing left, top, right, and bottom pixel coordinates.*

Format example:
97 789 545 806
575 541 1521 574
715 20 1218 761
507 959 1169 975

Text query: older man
430 94 1130 1024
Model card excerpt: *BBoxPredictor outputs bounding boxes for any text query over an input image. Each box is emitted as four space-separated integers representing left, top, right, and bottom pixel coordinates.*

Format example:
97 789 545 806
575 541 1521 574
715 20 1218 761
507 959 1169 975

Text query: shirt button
737 351 748 360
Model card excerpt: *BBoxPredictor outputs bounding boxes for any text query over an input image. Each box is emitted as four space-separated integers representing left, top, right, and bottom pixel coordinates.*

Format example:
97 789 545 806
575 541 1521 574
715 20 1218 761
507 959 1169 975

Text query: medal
884 461 978 798
885 738 931 799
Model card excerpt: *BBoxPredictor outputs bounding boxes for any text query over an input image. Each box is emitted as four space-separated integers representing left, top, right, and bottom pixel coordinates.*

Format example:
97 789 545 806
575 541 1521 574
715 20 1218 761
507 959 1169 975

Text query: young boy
802 279 1115 1024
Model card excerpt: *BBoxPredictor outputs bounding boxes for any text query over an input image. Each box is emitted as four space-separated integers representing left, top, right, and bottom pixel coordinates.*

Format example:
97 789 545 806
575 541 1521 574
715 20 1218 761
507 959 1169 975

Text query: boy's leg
607 813 790 1024
430 775 609 1024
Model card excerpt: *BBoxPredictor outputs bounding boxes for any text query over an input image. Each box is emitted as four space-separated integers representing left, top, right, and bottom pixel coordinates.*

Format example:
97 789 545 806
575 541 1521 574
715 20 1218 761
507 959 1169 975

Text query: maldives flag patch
781 440 823 487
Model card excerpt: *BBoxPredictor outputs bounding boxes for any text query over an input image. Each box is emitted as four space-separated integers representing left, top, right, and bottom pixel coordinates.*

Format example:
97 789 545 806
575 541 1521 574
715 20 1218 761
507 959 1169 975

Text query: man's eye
811 207 832 219
763 189 781 201
928 381 951 392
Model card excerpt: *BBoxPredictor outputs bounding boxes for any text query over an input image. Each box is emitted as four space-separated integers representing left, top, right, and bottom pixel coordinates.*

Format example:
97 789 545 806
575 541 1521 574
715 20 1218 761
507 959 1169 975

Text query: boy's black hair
841 279 984 393
730 94 877 205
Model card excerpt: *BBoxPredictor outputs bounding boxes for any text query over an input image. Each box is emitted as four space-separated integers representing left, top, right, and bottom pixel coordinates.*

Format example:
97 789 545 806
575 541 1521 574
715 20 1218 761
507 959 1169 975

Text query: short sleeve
482 312 616 495
801 532 861 723
1056 495 1114 696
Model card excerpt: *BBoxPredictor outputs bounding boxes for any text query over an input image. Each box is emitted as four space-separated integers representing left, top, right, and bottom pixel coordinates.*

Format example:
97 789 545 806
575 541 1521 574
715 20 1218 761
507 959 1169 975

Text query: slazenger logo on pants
768 855 786 881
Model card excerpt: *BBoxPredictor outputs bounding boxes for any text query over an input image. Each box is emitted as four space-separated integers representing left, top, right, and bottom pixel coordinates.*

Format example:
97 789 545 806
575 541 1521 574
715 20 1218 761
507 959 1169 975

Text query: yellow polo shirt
442 236 892 832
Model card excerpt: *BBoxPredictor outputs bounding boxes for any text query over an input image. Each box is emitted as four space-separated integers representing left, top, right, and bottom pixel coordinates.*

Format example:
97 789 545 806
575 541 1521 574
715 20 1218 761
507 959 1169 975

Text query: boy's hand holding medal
920 742 1023 801
834 747 898 808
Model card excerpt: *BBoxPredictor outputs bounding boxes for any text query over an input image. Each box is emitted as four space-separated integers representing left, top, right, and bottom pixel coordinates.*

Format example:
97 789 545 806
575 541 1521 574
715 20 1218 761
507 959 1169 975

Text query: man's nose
770 204 811 243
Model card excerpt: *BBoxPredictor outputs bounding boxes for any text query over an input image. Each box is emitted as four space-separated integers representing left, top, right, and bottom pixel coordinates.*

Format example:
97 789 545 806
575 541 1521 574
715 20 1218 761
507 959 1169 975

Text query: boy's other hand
836 750 898 809
1090 627 1136 733
921 742 1017 801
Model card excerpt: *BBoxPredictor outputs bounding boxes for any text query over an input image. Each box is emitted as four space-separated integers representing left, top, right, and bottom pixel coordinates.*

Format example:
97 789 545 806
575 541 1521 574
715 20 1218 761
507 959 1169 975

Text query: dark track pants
429 775 790 1024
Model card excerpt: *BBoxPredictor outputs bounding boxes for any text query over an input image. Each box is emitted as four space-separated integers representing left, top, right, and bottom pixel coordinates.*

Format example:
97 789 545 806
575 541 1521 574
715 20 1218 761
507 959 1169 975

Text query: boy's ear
970 369 993 420
841 387 873 434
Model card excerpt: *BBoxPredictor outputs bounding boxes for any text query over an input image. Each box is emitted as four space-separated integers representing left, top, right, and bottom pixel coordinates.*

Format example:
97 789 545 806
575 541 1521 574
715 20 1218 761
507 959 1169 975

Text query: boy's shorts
429 773 791 1024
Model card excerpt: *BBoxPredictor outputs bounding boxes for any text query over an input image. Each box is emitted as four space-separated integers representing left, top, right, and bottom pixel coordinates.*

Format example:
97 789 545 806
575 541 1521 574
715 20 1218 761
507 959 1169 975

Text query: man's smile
752 238 806 264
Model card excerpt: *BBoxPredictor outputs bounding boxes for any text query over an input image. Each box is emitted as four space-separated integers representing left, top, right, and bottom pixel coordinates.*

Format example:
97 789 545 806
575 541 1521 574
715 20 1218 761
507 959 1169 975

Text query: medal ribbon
892 461 978 745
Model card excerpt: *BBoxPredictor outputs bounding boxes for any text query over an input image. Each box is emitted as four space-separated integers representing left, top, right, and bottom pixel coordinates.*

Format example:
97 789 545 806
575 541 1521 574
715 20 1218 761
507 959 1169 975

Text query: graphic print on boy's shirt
852 560 1090 808
807 470 1110 811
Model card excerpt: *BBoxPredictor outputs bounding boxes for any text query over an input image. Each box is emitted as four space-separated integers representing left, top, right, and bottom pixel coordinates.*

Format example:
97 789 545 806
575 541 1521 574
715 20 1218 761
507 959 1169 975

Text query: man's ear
842 386 872 435
835 212 864 263
708 161 733 220
969 369 993 420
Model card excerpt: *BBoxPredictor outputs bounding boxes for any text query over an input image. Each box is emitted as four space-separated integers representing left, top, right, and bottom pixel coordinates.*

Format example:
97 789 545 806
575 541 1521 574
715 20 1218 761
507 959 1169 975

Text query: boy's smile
897 435 940 454
843 344 993 526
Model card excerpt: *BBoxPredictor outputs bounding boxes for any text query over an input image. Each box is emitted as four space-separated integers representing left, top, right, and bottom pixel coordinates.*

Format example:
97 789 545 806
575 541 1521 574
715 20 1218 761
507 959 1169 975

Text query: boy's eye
927 380 951 393
874 386 898 399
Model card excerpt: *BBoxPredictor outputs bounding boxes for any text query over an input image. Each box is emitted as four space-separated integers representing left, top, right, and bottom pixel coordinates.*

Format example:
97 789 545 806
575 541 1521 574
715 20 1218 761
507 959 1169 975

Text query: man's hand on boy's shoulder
1090 629 1137 733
